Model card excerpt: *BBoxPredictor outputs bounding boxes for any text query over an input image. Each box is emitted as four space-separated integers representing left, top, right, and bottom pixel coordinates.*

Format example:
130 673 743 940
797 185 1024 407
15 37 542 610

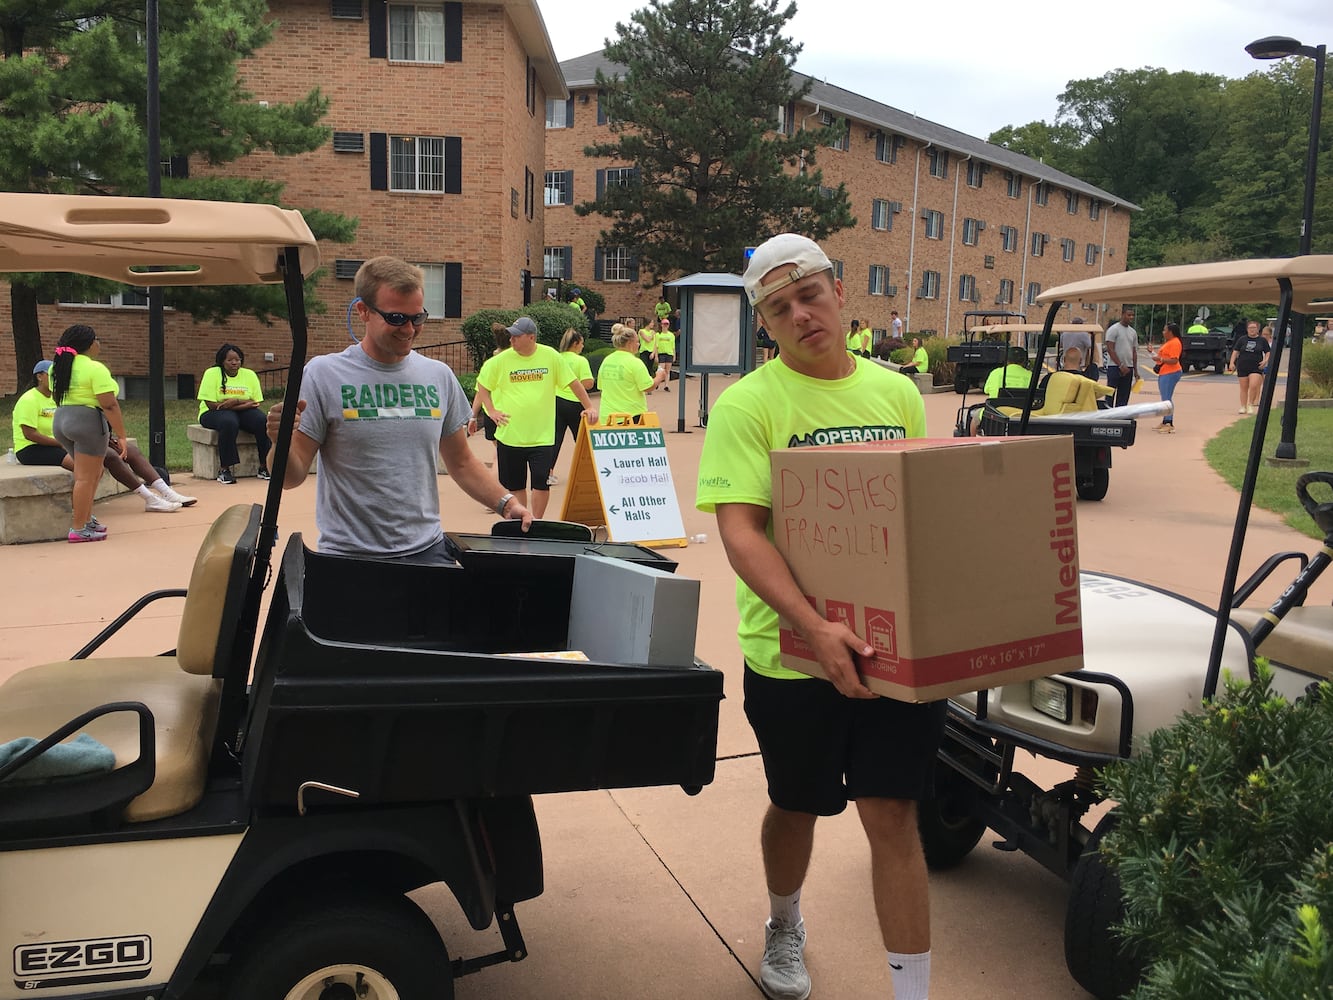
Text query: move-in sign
560 413 686 546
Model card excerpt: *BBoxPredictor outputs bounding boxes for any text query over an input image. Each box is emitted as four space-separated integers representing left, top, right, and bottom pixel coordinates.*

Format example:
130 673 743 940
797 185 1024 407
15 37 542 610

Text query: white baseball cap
744 234 834 307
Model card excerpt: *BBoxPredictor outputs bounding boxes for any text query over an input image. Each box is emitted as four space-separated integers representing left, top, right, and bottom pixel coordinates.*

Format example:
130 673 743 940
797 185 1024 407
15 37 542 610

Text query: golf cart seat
0 504 260 830
1230 605 1333 681
993 371 1113 418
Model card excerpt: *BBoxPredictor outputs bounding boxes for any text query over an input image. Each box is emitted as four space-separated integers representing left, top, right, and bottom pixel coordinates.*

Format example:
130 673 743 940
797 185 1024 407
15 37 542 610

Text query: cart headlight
1030 678 1073 723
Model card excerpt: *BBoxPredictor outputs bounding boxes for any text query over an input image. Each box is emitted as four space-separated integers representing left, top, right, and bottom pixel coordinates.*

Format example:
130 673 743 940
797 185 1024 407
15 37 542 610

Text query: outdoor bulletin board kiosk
664 272 754 432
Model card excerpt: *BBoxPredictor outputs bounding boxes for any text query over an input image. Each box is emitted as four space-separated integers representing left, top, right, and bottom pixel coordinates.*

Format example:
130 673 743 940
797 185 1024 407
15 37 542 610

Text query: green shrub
929 335 959 386
1301 343 1333 397
889 347 913 364
455 372 476 402
460 304 590 370
1099 665 1333 998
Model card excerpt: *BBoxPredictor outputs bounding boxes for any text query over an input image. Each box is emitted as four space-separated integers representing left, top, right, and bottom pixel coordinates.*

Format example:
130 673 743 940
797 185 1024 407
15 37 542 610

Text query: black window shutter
875 133 885 160
369 132 388 190
444 262 463 318
444 136 462 194
629 254 639 283
594 248 604 282
444 2 462 62
563 170 574 200
596 169 605 200
563 246 573 279
368 0 386 58
565 97 574 125
168 155 189 178
868 270 874 294
597 92 606 126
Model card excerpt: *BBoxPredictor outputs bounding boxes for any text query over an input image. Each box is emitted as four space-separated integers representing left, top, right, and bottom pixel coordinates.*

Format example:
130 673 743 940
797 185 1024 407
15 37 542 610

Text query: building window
1066 191 1079 215
524 167 534 220
871 199 893 231
544 245 571 279
545 99 571 129
958 274 978 303
827 117 849 151
1026 281 1042 306
1031 232 1048 257
389 135 444 191
1061 238 1075 262
602 247 633 282
776 102 795 136
544 170 571 206
869 265 889 296
1005 171 1022 199
388 4 445 63
966 160 985 188
924 209 944 240
961 217 983 246
828 258 845 280
1089 199 1101 221
928 148 949 179
1085 243 1100 266
1034 182 1050 207
997 278 1014 305
918 270 941 300
60 286 150 308
605 166 635 188
1000 225 1018 253
417 263 446 319
875 132 903 164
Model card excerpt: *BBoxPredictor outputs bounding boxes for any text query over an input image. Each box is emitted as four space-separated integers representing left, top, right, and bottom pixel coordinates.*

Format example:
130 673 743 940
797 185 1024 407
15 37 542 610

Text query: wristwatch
495 492 515 516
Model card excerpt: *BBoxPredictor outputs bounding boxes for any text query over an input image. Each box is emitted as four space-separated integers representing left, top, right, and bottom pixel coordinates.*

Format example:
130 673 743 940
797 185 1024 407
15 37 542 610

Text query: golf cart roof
975 323 1104 336
1038 256 1333 312
0 193 319 285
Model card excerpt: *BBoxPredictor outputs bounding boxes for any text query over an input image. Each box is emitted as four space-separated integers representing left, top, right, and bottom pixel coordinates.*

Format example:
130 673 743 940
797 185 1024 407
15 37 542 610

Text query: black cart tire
226 894 454 1000
1077 467 1109 501
917 763 987 870
1214 359 1225 375
1065 813 1149 1000
954 374 968 394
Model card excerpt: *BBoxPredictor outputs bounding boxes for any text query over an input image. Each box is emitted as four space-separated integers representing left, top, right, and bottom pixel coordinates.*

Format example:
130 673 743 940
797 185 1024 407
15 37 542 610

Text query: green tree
0 0 355 380
576 0 854 280
986 120 1081 172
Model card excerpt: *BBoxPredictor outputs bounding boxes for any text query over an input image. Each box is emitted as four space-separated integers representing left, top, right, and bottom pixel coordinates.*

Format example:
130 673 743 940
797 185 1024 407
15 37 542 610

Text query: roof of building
502 0 567 98
559 51 1137 211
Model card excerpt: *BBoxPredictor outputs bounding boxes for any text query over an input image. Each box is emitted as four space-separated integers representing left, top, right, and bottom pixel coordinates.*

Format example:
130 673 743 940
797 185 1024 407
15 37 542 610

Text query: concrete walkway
2 365 1328 999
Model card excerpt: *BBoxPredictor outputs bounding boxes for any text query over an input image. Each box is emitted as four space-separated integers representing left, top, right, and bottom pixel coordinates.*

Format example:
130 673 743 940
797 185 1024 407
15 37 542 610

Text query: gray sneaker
760 920 810 1000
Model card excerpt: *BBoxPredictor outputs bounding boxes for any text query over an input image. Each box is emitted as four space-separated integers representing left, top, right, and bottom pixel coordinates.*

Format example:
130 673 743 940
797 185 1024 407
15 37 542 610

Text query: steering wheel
1296 472 1333 538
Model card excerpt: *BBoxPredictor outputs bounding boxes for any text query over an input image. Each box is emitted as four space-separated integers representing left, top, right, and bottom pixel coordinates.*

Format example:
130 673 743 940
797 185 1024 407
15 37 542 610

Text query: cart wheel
1213 360 1225 375
1076 468 1109 502
954 375 968 394
917 762 987 870
226 894 454 1000
1064 813 1150 1000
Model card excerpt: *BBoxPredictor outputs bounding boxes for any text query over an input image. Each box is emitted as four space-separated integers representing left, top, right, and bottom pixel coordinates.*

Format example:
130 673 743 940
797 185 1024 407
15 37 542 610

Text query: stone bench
188 423 267 480
0 443 137 545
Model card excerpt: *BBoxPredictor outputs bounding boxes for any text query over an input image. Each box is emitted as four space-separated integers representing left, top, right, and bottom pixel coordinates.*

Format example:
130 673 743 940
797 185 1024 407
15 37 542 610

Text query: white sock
887 950 930 999
135 484 154 500
151 478 170 494
768 888 802 927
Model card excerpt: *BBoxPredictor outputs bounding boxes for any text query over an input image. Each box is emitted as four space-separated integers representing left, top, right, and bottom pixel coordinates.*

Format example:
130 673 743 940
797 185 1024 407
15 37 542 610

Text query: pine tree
0 0 356 379
576 0 854 280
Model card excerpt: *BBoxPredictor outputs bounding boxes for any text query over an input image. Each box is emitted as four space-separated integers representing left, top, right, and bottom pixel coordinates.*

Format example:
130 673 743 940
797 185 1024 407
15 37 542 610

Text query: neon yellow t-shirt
56 354 117 407
555 351 593 402
477 343 572 447
196 365 264 418
655 301 672 321
656 330 677 356
638 328 657 353
912 347 929 372
846 329 861 351
984 363 1032 398
596 350 654 416
12 387 56 453
696 357 926 679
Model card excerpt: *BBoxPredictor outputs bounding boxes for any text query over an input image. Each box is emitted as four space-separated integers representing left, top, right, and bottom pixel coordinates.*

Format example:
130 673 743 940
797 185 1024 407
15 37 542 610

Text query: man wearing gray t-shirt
267 257 532 563
1104 306 1138 407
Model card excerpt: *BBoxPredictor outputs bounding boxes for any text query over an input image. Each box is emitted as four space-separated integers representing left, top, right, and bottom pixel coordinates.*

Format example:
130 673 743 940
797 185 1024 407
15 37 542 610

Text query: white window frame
388 4 445 63
962 218 981 246
59 286 151 309
966 160 984 188
958 274 977 302
1061 238 1075 263
1066 191 1079 215
543 246 570 279
1085 243 1099 266
1001 226 1018 253
1005 171 1022 198
924 209 943 240
390 135 445 192
1089 199 1101 221
872 199 892 231
603 247 633 283
544 170 570 206
415 263 446 319
928 149 948 179
828 258 845 280
545 99 570 129
1034 182 1050 207
605 166 634 188
1031 232 1047 258
920 270 940 300
869 265 888 296
1026 281 1042 306
998 278 1014 305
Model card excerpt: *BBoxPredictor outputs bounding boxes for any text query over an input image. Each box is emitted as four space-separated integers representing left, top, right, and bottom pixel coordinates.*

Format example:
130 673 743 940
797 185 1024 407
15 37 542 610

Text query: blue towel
0 733 116 784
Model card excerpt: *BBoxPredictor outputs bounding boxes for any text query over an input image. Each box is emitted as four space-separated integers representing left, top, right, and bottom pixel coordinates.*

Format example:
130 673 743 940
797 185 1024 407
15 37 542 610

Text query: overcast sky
541 0 1328 140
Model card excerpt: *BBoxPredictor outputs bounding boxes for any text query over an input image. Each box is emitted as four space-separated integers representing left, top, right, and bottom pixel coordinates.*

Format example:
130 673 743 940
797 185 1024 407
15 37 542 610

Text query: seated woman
198 343 270 484
13 359 196 518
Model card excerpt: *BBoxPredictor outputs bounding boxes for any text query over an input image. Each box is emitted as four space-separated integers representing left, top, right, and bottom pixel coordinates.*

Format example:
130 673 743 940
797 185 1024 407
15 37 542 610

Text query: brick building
0 0 565 395
546 52 1136 340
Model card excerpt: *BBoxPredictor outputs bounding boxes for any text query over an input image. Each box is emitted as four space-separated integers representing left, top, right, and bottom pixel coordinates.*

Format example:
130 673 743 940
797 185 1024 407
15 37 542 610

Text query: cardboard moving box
772 436 1083 701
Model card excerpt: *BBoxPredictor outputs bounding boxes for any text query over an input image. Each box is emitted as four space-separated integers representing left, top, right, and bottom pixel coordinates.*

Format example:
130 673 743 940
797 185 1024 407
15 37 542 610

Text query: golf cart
950 323 1154 502
1179 311 1229 373
946 310 1027 393
0 194 723 1000
918 256 1333 999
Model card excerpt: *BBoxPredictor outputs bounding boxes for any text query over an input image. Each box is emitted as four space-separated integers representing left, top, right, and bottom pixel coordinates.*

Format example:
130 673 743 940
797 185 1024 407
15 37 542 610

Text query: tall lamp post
145 0 166 469
1245 35 1326 463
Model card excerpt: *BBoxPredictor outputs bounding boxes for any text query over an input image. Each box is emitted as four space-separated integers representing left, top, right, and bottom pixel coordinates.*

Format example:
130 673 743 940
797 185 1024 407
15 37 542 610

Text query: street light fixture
1246 35 1326 463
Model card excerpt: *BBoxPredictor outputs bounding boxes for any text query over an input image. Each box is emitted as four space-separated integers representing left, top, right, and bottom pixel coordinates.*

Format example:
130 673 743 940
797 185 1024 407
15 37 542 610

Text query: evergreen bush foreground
1099 664 1333 998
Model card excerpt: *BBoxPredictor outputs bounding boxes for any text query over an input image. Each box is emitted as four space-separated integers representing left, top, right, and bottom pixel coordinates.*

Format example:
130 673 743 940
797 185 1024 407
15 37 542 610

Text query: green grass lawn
1204 406 1333 539
1 396 202 471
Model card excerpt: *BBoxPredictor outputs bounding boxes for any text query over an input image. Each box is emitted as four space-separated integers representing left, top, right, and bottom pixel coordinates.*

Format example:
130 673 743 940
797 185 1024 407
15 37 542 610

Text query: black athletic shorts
743 664 947 816
481 411 498 441
496 442 554 492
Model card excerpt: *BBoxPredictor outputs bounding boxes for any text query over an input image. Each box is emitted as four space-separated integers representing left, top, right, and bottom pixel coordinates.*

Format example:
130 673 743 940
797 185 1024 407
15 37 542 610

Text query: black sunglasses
367 303 429 327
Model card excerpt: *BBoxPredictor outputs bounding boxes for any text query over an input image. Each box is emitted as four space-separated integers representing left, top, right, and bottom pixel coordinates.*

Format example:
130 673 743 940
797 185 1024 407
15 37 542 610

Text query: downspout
1098 204 1111 327
905 144 922 332
1019 179 1033 318
945 153 967 336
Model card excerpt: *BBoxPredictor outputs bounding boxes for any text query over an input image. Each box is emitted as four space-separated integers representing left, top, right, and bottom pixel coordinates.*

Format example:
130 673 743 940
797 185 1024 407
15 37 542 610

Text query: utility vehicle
0 194 723 1000
918 256 1333 999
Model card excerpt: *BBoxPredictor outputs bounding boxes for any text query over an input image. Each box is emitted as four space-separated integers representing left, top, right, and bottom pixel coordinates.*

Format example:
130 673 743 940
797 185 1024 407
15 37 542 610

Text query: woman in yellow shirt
549 327 595 484
597 325 666 417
